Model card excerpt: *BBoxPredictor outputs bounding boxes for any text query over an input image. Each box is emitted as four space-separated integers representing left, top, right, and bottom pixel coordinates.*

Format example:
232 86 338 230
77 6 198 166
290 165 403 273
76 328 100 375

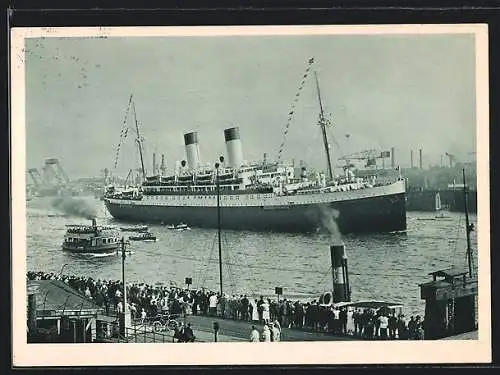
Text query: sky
23 31 477 178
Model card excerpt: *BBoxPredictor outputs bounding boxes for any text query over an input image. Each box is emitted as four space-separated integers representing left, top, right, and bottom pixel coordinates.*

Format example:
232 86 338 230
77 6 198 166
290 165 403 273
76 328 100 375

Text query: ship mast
463 168 473 278
132 99 146 181
314 71 334 181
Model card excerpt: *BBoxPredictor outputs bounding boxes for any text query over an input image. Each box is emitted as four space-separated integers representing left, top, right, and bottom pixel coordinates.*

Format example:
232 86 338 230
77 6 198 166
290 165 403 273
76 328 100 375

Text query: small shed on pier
420 267 477 340
27 279 104 343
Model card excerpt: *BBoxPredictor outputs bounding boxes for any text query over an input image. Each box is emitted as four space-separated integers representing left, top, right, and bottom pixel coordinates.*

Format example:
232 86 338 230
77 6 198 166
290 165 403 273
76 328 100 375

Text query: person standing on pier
250 325 260 342
251 300 259 323
257 296 264 323
241 295 249 321
388 313 397 339
183 323 196 343
272 322 281 342
397 314 408 340
262 324 271 342
262 299 270 324
209 293 218 317
378 313 389 339
340 307 348 334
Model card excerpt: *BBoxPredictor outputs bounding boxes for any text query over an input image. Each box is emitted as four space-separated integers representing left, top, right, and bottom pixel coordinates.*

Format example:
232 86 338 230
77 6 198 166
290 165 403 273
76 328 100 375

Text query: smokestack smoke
51 197 97 220
317 205 342 245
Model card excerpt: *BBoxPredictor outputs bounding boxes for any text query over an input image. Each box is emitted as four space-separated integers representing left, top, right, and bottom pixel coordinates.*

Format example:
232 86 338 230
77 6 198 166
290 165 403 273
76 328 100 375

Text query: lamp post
215 161 223 296
120 237 131 336
58 263 68 278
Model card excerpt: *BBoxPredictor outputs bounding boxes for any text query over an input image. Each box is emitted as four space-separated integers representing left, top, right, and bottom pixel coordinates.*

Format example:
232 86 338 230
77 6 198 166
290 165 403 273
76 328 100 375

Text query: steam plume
51 197 97 220
317 205 342 245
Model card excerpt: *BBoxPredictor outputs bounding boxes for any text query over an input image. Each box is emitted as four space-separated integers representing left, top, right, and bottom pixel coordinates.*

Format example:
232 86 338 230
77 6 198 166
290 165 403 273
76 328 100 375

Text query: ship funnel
92 218 97 228
330 243 350 302
183 132 201 170
224 127 244 169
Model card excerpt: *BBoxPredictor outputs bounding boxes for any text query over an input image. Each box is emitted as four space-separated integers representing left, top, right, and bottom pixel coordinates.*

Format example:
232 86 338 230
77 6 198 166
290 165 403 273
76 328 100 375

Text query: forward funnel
183 132 201 170
224 127 244 169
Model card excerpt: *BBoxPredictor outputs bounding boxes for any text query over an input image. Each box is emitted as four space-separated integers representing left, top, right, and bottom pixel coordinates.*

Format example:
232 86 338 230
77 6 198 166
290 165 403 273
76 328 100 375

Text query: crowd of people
27 271 425 341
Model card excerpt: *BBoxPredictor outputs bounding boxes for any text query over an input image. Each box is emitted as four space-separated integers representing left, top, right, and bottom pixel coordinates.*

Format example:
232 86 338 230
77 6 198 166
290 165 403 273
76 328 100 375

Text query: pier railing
95 322 173 343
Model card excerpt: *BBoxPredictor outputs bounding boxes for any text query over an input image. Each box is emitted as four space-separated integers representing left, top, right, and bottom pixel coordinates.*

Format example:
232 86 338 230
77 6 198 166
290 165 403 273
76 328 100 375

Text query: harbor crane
27 168 42 187
43 158 70 185
338 149 391 169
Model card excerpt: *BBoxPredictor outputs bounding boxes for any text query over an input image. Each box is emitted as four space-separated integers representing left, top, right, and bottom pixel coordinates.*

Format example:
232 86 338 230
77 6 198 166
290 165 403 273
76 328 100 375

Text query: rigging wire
112 94 133 173
222 235 237 295
450 214 463 267
276 57 315 164
155 250 432 279
199 233 218 290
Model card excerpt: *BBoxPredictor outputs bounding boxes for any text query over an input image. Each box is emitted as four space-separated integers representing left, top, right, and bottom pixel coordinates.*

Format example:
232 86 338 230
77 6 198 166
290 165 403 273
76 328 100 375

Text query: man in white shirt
378 314 389 339
209 294 218 317
250 325 260 342
117 301 123 314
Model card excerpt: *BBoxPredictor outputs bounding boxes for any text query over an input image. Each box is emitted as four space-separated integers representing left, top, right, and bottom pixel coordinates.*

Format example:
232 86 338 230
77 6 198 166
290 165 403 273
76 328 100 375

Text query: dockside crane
44 158 71 184
27 168 42 187
338 149 390 169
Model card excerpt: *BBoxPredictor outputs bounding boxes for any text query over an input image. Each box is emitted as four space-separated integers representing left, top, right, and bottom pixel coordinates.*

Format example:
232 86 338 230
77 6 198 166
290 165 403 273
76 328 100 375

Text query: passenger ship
104 125 406 234
104 62 407 234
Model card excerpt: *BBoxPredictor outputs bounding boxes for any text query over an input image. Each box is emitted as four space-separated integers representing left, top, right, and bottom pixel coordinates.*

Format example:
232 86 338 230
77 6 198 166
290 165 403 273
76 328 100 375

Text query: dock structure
419 267 478 340
96 314 357 343
27 280 104 343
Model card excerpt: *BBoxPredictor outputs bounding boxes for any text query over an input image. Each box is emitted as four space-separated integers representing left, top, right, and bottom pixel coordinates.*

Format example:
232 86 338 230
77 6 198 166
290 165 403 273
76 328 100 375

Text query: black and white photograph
11 24 490 365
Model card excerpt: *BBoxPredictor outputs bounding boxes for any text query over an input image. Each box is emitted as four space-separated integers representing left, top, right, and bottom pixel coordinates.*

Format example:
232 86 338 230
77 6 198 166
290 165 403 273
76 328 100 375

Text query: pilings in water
330 244 351 302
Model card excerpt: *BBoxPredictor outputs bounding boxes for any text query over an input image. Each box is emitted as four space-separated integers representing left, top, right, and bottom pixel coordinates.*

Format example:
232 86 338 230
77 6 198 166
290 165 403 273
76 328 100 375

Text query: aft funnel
224 127 244 169
183 132 201 170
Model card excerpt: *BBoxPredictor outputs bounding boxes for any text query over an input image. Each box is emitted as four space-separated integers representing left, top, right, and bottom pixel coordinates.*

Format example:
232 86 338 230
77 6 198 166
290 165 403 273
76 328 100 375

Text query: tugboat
62 218 120 254
128 231 157 242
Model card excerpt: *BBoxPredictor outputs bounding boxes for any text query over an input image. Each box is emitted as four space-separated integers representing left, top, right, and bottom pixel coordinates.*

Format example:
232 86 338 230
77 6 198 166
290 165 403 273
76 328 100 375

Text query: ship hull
104 182 407 234
62 244 119 254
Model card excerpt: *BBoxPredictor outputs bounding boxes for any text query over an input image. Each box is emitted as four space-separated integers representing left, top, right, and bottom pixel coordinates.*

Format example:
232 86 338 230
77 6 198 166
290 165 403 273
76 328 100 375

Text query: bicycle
151 313 181 333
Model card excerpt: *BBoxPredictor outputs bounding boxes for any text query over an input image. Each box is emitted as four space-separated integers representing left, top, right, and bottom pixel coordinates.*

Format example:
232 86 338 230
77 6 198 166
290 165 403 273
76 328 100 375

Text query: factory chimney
419 148 423 169
160 154 166 175
183 132 201 170
224 127 244 169
410 150 414 168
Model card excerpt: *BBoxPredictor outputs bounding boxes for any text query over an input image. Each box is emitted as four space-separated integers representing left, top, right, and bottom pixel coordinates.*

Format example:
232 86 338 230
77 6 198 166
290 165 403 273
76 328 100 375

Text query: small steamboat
62 218 120 254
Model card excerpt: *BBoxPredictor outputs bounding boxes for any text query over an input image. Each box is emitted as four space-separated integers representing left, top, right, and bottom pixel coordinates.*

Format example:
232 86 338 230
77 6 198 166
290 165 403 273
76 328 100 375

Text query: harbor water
26 197 478 318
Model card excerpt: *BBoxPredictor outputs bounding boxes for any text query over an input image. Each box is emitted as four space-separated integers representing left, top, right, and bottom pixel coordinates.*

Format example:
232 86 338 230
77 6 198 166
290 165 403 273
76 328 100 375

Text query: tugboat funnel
330 243 350 302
